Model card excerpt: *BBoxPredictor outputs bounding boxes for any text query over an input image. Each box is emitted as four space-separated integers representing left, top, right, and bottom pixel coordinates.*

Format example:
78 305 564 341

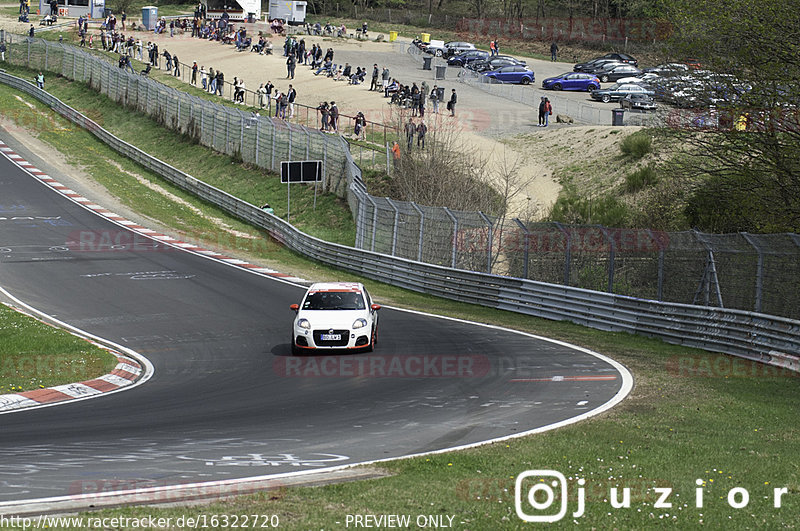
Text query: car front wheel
552 83 562 90
601 75 610 83
435 49 443 57
602 94 611 103
365 326 377 352
587 84 598 91
521 77 531 85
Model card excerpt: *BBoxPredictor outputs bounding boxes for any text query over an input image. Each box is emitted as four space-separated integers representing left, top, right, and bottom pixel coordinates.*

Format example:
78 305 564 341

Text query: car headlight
352 318 368 329
297 318 311 330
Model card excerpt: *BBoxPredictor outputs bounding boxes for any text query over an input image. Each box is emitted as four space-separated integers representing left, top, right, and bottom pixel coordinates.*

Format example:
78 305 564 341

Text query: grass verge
0 76 798 529
0 304 116 393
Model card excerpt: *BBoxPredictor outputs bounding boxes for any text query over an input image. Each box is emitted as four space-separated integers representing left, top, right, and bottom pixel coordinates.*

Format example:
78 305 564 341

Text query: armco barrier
3 71 799 372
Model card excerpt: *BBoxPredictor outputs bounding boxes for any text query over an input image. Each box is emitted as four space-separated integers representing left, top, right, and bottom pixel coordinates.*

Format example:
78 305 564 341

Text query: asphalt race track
0 146 630 504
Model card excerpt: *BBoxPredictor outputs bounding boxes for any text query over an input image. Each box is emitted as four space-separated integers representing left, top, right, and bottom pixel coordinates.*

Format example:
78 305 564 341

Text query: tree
662 0 800 232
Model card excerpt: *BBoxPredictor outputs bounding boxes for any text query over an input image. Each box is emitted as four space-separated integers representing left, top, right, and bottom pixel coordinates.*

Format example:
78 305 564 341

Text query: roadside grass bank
0 74 798 529
0 304 116 393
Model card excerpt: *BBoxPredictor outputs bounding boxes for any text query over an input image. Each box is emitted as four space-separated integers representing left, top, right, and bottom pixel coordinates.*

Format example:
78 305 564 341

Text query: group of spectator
386 80 457 117
404 118 428 150
253 81 297 119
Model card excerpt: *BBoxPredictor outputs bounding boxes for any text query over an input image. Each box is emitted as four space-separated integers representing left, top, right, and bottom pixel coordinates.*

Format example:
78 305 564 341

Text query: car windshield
303 291 365 310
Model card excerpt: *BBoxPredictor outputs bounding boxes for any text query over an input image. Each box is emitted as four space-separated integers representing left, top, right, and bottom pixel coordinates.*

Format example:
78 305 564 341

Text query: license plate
321 333 341 341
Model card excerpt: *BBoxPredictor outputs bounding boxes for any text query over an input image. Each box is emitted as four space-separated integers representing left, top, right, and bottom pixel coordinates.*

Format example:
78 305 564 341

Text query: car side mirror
371 304 381 311
290 304 299 312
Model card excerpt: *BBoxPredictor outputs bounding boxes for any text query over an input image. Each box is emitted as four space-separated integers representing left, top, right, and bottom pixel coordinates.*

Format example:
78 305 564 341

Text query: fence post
386 198 400 257
646 229 665 301
271 120 277 169
255 119 260 165
366 195 379 252
225 110 230 153
443 207 458 269
553 222 572 285
410 202 425 263
44 41 48 70
596 225 616 293
27 37 30 67
513 218 530 279
692 230 724 308
741 232 764 313
240 111 245 156
479 211 493 274
305 129 310 160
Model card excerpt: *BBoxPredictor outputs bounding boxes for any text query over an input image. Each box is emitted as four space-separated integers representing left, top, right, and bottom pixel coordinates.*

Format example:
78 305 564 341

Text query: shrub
620 132 653 159
549 186 629 227
624 164 659 193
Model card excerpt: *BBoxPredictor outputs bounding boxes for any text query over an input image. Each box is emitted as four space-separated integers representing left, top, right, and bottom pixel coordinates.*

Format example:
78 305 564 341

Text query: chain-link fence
352 192 800 319
4 35 357 200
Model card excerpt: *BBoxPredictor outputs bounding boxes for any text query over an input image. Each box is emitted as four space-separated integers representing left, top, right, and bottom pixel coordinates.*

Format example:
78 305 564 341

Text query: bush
548 186 629 227
624 164 659 193
620 132 653 159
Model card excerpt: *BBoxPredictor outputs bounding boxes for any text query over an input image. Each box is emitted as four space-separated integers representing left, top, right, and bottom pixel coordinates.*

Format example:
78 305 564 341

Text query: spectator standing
370 64 379 91
538 96 546 126
163 49 172 71
318 102 329 131
216 70 224 96
169 19 175 37
489 40 496 56
257 83 267 108
121 10 126 31
391 141 401 166
286 53 296 79
208 67 216 93
353 111 366 140
136 39 143 61
381 67 390 92
287 85 296 118
430 85 439 114
173 54 180 77
191 62 198 84
550 41 558 62
544 97 552 127
265 81 274 112
0 41 6 61
330 102 339 132
29 24 34 38
416 121 427 148
405 118 415 150
200 66 207 90
448 89 457 117
35 72 44 89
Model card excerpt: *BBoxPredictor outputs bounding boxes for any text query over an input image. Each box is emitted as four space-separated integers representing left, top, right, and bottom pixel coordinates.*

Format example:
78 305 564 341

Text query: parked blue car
541 72 601 91
447 50 489 67
483 65 535 85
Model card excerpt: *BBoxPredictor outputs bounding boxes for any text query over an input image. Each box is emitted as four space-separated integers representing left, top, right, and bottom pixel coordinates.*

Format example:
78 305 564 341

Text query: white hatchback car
290 282 380 354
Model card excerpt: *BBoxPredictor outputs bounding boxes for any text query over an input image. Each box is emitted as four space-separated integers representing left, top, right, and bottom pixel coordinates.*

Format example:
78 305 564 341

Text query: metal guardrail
2 70 798 373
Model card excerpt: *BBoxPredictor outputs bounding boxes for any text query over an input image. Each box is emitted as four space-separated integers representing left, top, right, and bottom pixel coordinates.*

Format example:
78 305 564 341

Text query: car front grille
313 329 350 347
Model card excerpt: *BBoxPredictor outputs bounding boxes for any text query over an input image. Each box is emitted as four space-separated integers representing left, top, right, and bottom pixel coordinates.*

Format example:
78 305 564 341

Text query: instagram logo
515 470 585 523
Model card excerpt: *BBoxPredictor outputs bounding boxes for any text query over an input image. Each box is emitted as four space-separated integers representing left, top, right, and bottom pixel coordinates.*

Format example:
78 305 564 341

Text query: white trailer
268 0 307 24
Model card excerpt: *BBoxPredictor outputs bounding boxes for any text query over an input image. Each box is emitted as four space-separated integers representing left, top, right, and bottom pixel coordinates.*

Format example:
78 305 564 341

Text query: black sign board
281 161 322 183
